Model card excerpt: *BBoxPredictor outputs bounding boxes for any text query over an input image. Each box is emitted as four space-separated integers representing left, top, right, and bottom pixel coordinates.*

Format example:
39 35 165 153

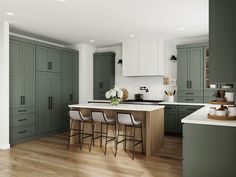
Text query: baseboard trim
0 143 10 150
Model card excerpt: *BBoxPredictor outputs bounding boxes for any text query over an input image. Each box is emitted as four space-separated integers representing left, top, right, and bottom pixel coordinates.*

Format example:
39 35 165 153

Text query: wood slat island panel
68 103 164 157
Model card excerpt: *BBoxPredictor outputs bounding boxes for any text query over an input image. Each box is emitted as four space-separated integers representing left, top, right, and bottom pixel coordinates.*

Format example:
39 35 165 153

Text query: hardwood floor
0 133 182 177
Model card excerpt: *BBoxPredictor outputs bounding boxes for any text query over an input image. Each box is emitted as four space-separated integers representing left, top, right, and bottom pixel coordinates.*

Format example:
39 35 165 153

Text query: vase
110 99 120 105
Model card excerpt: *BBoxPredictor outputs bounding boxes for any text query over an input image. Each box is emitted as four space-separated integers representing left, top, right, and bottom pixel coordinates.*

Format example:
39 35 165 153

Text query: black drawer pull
185 99 194 101
18 110 27 112
185 92 194 95
18 119 27 122
186 108 197 111
18 130 26 134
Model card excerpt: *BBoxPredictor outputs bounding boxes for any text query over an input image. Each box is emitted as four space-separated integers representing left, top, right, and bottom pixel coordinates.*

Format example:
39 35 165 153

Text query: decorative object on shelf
209 84 217 88
170 55 177 62
105 86 123 105
118 59 123 64
225 92 235 102
163 77 169 85
213 90 226 101
121 88 129 100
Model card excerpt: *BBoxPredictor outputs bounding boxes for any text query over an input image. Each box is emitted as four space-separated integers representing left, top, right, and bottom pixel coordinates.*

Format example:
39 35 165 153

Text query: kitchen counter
70 103 164 112
159 101 209 106
69 103 165 157
87 100 162 105
181 105 236 127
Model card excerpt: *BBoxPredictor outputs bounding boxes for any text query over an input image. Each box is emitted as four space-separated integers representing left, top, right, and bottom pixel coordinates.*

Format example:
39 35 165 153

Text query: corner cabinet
177 43 207 103
9 35 79 145
93 52 115 100
122 39 164 76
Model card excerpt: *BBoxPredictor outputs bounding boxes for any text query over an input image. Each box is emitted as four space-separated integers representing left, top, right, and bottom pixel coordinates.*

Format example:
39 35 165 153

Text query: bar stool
90 111 116 155
115 112 144 160
67 108 93 151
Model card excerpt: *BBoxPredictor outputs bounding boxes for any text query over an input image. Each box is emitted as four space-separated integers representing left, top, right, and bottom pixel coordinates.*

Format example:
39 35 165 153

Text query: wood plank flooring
0 133 182 177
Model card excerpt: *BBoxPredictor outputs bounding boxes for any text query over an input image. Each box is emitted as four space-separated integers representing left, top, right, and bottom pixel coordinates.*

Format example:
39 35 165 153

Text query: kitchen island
181 105 236 177
69 103 165 157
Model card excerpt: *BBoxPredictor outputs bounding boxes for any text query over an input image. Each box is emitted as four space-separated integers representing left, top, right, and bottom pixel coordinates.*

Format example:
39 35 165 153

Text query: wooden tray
208 101 235 105
208 114 236 120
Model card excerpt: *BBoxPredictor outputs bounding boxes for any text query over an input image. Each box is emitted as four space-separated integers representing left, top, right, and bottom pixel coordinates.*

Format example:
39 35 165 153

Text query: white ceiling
0 0 209 47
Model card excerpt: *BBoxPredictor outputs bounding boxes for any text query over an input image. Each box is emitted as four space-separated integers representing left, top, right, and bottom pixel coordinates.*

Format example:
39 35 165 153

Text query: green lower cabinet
163 105 203 135
183 124 236 177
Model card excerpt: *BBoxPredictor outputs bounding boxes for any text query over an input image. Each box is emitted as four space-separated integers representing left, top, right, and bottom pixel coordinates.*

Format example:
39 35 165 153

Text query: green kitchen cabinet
165 112 179 134
36 45 61 73
36 72 61 133
93 52 115 100
177 48 189 90
10 40 35 108
61 51 79 129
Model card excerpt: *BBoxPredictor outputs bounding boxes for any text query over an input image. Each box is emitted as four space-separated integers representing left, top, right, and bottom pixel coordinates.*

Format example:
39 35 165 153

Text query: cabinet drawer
204 90 216 97
10 106 35 115
177 97 203 103
179 105 203 113
178 91 203 97
10 114 35 128
164 105 178 112
10 125 35 140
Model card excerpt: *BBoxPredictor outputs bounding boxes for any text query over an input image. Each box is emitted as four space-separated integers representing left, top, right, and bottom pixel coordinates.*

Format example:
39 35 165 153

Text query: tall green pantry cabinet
9 35 79 145
10 39 36 144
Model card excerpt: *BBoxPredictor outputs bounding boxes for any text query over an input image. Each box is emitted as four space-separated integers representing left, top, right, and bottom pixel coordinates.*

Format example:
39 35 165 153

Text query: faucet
140 86 149 93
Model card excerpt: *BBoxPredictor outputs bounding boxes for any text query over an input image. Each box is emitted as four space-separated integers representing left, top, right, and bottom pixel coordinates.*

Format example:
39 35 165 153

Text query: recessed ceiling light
6 12 14 16
57 0 67 2
89 40 95 43
129 34 135 37
179 27 184 31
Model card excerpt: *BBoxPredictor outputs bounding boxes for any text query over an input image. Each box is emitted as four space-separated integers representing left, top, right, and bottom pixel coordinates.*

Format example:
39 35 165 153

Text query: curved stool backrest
117 113 136 125
68 109 85 121
91 111 108 123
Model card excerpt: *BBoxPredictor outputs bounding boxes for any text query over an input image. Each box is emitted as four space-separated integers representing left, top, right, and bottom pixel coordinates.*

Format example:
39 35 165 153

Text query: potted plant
105 87 123 105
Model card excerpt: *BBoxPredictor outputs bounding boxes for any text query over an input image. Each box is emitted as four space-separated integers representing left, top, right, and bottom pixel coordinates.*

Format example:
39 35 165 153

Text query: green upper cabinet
177 45 203 91
10 40 35 108
93 52 115 100
36 45 61 73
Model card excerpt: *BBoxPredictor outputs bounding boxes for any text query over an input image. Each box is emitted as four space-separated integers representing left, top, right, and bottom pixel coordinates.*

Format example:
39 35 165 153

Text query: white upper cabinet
122 39 164 76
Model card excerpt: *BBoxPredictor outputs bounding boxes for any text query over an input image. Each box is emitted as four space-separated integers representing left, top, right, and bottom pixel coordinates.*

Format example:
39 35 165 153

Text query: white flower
110 90 116 97
105 91 110 99
114 87 119 92
118 90 123 99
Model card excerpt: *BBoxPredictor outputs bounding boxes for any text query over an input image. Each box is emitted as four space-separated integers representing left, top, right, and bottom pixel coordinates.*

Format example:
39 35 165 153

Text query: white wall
68 44 96 103
96 35 208 100
0 21 10 149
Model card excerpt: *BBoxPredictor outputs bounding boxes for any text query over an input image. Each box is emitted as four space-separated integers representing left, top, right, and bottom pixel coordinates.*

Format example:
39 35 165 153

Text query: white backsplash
117 84 176 101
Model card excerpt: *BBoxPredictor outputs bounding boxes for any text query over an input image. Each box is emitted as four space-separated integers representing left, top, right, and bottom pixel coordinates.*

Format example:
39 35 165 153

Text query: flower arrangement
105 87 123 105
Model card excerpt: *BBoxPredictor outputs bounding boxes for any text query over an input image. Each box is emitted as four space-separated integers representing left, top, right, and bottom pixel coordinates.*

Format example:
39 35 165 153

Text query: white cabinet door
122 40 140 76
140 40 158 75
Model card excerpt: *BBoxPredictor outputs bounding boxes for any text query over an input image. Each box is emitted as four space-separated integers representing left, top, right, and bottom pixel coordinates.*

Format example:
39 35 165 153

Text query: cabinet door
139 40 158 75
36 72 50 133
177 48 189 90
178 112 190 134
36 46 49 72
94 57 105 92
164 111 178 133
48 103 61 131
49 48 61 72
122 40 140 76
22 43 35 107
10 40 23 107
189 47 203 90
61 103 69 129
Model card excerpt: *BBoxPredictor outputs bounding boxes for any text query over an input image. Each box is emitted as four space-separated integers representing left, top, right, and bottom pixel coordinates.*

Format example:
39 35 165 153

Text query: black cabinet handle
20 96 23 105
99 82 103 89
18 119 27 122
50 97 53 109
18 110 27 112
185 99 194 101
186 108 197 111
23 96 25 105
18 130 26 134
48 97 51 110
190 80 192 88
48 62 52 70
185 92 194 95
70 94 73 102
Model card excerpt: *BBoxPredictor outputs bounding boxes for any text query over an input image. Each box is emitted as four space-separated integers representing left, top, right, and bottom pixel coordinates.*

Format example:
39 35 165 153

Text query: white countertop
69 103 165 112
159 101 209 106
181 105 236 127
